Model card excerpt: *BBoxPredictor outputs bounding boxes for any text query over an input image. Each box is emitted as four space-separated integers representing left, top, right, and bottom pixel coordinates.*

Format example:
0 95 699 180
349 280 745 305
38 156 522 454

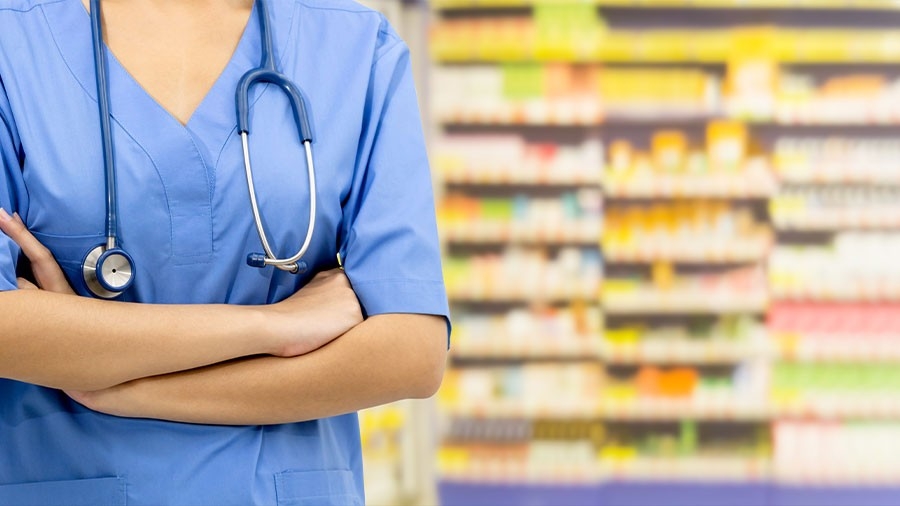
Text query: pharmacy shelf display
432 0 900 10
431 2 900 506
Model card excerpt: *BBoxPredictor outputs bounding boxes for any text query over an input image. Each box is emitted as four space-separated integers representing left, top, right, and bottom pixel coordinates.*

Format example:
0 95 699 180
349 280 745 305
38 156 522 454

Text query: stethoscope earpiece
83 245 135 299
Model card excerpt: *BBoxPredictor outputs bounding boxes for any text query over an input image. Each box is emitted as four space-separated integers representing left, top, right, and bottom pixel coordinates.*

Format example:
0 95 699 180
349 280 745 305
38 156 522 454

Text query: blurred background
357 1 900 505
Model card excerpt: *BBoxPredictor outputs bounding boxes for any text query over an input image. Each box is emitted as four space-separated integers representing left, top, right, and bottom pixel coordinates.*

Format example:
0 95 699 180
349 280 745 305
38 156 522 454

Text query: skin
0 0 448 424
83 0 257 125
0 210 447 425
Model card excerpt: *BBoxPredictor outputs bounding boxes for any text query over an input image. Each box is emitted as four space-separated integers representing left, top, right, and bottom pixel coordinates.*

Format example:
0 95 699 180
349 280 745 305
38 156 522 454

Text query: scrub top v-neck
0 0 449 504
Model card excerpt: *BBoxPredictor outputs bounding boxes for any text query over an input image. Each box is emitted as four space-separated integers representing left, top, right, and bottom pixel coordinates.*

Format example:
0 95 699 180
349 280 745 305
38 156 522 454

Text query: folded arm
0 286 271 392
2 209 446 423
71 313 448 425
0 211 363 392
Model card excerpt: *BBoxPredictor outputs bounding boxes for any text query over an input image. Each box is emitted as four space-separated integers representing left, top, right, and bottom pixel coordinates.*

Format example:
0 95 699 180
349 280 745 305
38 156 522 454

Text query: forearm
79 314 448 425
0 289 271 391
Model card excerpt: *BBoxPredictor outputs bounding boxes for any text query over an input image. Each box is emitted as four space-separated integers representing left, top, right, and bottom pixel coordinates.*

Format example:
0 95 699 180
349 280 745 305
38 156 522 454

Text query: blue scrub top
0 0 449 504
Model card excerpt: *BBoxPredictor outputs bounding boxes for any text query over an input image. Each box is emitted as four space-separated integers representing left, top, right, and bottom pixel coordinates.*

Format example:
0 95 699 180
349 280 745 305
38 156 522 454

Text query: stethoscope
84 0 317 299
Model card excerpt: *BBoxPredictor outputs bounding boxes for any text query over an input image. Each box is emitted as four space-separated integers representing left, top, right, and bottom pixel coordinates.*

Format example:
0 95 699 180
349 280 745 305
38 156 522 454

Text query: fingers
0 209 54 265
17 277 38 290
0 209 76 294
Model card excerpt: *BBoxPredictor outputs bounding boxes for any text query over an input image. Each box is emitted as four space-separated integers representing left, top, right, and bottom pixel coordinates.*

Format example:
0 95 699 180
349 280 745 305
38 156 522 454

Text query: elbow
374 313 448 400
409 333 448 399
411 357 446 399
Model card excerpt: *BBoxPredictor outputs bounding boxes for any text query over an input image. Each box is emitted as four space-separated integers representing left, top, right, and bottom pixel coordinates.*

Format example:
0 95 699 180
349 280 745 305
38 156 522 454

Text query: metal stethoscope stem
241 133 317 274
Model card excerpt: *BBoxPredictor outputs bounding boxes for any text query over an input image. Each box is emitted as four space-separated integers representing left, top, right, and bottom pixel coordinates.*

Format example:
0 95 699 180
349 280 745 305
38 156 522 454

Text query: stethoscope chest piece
83 245 135 299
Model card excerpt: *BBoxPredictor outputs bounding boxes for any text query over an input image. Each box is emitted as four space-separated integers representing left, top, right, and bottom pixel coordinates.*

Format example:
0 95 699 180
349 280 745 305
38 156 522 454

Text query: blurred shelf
443 171 602 187
770 114 900 127
447 289 600 304
432 0 900 10
602 340 768 364
437 101 900 127
772 215 900 231
772 396 900 420
600 398 900 422
447 290 597 305
439 465 601 485
443 401 602 419
771 289 900 303
449 337 900 364
604 239 771 264
775 337 900 362
441 114 900 128
438 458 768 484
432 30 900 64
601 457 771 483
603 291 769 315
443 398 900 421
442 222 602 245
604 172 777 200
452 338 601 360
598 398 771 421
437 108 714 126
776 172 900 186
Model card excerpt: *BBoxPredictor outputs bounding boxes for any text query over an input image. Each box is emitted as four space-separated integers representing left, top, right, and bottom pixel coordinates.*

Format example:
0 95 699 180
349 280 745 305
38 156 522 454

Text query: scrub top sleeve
340 27 450 333
0 77 26 292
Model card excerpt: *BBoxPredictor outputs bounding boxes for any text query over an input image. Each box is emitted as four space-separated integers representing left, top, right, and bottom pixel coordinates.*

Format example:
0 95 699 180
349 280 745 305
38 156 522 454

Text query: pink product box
768 303 900 335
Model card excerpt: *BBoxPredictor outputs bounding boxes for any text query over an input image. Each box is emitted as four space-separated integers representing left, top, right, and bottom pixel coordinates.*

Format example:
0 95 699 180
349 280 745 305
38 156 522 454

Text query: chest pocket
29 230 108 297
274 469 362 506
0 477 126 506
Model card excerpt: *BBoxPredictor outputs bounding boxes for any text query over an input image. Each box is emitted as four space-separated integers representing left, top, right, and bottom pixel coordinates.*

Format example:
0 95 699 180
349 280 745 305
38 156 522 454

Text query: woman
0 0 449 504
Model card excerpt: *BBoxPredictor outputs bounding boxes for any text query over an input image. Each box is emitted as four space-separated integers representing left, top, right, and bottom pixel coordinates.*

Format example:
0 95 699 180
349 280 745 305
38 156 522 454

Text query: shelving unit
432 0 900 9
431 1 900 505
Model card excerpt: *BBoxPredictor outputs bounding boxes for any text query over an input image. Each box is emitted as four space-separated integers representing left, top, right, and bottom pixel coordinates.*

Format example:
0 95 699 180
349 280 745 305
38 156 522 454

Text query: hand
0 209 76 295
267 268 363 357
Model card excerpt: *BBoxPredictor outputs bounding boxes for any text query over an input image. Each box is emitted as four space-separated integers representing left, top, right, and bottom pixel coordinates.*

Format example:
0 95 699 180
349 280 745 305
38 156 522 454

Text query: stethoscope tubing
89 0 119 248
237 0 317 274
241 134 317 273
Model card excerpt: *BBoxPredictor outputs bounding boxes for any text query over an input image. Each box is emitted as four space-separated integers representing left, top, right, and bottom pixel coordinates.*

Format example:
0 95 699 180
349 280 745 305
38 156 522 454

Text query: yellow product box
430 22 477 61
484 0 529 7
730 26 778 59
707 120 748 171
604 327 643 345
641 31 691 62
769 195 807 218
690 30 731 62
596 32 641 62
791 30 853 63
600 445 638 462
603 383 639 401
434 154 467 175
651 130 689 172
437 447 471 473
602 279 642 296
479 19 536 61
651 262 677 291
725 58 778 102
